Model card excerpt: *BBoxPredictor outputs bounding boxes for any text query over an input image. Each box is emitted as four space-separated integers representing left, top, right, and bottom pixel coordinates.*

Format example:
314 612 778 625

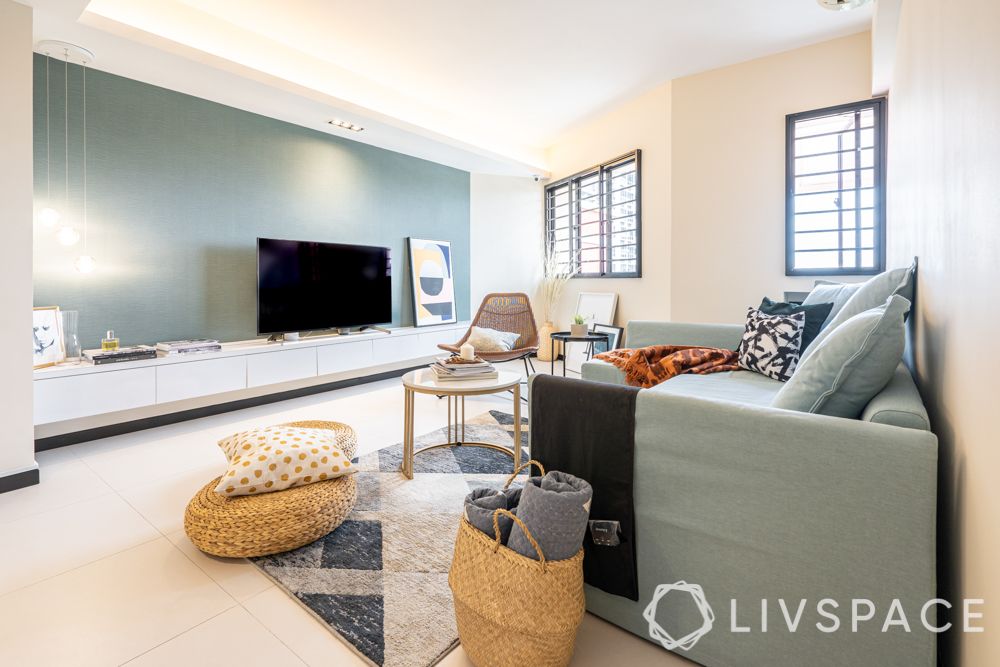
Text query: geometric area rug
250 410 529 667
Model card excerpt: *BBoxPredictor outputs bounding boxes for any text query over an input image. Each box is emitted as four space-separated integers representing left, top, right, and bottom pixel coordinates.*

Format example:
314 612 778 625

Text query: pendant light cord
64 50 69 215
45 54 51 200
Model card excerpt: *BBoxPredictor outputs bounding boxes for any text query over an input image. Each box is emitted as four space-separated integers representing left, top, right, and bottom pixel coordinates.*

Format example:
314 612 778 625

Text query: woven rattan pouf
184 420 358 558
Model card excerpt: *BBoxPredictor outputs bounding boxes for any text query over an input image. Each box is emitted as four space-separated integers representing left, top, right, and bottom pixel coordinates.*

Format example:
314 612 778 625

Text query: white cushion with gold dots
214 425 355 497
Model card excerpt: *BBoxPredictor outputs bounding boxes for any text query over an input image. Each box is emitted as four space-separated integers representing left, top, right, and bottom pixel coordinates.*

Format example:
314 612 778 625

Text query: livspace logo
645 582 985 651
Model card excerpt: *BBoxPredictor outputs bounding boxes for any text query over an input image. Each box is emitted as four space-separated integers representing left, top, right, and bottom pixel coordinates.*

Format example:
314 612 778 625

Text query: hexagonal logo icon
643 581 715 651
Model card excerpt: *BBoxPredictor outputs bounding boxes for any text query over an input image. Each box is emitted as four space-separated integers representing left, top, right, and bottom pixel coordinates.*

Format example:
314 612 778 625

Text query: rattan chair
439 293 539 377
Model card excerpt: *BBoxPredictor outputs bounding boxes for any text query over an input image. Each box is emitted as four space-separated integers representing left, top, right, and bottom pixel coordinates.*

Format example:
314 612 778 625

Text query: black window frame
785 98 887 277
544 150 642 279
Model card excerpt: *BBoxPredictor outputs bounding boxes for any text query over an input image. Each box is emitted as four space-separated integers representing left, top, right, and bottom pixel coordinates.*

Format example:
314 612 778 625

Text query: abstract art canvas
407 238 457 327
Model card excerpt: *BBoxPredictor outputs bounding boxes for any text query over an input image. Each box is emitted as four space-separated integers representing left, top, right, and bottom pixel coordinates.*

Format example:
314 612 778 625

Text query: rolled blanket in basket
464 488 514 543
508 471 592 561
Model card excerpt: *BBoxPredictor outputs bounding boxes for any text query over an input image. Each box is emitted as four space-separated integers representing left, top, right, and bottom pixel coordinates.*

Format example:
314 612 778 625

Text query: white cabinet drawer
34 367 156 424
246 347 317 388
317 340 374 375
418 329 461 355
372 335 424 364
156 356 247 403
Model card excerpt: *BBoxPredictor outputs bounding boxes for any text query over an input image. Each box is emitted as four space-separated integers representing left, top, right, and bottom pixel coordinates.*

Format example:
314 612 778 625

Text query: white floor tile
0 457 113 526
0 538 235 667
118 463 225 535
242 586 368 667
0 493 159 595
166 529 273 602
124 606 303 666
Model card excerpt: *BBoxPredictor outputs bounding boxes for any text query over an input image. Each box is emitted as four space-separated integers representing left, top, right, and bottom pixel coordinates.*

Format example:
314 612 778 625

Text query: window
786 99 886 276
545 150 641 278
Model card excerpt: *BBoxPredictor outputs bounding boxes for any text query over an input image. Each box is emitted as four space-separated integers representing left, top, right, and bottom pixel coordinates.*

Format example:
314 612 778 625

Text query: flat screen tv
257 237 391 335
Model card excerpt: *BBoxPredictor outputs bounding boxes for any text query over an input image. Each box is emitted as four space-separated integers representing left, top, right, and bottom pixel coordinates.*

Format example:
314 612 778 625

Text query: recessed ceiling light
327 119 365 132
817 0 872 10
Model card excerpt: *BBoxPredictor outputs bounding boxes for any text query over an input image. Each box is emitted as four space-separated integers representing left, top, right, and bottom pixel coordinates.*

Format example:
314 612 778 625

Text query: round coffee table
549 331 612 376
400 368 523 479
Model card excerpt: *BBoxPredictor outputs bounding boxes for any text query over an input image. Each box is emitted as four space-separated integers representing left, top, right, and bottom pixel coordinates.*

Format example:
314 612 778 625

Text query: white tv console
33 322 469 440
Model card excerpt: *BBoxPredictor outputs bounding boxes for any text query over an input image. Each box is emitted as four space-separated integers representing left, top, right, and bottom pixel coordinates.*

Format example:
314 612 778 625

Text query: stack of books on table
430 355 498 381
84 345 158 365
156 339 222 356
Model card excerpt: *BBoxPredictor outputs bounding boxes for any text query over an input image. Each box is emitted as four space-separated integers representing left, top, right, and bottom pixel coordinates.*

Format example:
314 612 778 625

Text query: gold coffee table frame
401 369 523 480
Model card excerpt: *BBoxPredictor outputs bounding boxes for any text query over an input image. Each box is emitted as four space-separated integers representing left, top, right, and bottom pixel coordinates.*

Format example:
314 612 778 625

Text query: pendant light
74 57 96 273
816 0 873 10
55 47 79 248
37 52 60 228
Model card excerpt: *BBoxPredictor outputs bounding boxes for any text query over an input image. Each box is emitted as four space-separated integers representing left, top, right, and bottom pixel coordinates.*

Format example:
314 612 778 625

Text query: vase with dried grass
535 250 576 362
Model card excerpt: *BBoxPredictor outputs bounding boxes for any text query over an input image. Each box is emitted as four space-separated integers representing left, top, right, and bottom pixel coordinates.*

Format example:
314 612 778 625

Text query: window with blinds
785 99 886 276
545 150 641 278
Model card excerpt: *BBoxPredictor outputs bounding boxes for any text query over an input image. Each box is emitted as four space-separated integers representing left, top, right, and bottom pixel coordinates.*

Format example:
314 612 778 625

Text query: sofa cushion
737 308 805 382
771 295 910 418
801 281 862 329
802 260 916 357
649 370 783 406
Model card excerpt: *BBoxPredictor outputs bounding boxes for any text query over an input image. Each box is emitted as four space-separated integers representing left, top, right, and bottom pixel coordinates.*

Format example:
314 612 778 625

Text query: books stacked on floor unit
430 355 498 381
84 345 158 365
156 339 223 356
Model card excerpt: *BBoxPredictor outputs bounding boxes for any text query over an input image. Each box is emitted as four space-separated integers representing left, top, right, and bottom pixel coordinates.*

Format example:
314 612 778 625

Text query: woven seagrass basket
184 420 358 558
448 461 586 667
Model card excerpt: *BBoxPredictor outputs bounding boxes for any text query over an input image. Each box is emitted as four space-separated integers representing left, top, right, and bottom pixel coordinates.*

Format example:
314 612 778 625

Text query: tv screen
257 238 391 335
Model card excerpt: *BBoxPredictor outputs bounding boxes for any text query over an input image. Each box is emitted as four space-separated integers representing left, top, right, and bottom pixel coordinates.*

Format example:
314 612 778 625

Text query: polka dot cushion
214 426 355 497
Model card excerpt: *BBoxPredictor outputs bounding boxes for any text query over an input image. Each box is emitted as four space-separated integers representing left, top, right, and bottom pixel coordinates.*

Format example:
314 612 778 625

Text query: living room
1 1 997 666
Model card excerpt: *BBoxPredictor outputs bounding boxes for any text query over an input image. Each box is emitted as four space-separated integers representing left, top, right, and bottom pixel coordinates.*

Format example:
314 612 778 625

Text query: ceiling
24 0 873 176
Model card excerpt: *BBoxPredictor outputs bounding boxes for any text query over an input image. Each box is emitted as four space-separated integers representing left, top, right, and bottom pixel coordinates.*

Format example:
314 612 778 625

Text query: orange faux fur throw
595 344 739 389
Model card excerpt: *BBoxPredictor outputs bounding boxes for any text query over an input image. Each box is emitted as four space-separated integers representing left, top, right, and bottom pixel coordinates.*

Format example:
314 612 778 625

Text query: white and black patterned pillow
737 307 805 382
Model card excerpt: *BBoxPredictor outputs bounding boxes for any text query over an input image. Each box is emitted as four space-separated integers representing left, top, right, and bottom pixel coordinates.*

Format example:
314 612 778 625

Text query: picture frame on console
407 237 457 327
591 323 624 354
33 306 65 369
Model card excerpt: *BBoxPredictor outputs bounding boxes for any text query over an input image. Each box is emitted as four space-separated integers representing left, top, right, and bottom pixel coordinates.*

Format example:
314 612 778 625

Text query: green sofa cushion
771 295 910 418
803 260 916 357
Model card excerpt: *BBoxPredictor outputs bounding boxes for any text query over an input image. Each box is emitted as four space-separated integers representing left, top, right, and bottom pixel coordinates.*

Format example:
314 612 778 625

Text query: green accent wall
32 54 470 348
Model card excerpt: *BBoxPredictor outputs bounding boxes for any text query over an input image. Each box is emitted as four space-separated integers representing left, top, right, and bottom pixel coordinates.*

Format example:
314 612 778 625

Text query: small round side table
549 331 612 377
400 369 523 480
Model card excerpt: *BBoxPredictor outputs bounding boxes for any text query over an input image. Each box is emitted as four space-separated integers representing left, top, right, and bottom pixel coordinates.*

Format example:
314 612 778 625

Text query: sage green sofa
575 320 938 667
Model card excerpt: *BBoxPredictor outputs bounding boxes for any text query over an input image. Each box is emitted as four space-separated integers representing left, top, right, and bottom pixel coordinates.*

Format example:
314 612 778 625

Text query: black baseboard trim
35 365 425 452
0 467 40 494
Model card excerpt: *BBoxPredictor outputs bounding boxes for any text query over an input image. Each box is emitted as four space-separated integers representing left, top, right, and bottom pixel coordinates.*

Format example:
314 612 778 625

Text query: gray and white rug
250 410 528 667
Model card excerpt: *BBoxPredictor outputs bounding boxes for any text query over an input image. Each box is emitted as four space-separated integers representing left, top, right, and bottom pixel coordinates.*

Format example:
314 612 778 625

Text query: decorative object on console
408 237 457 326
215 424 355 497
757 297 833 351
591 323 624 354
569 314 588 338
60 310 81 364
32 306 65 369
536 248 577 362
100 329 119 352
84 345 157 365
185 420 358 558
564 292 618 374
737 307 805 382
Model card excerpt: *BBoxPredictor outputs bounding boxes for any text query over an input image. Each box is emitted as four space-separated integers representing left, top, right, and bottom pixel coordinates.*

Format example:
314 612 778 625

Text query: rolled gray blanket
464 487 514 542
507 471 593 561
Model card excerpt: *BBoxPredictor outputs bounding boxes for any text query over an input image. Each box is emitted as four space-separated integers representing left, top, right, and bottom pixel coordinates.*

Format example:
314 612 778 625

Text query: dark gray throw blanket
530 374 640 601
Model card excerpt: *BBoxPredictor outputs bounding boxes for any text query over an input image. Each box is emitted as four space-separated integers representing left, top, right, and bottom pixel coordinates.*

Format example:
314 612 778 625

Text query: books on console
84 345 158 365
430 355 498 381
156 338 222 355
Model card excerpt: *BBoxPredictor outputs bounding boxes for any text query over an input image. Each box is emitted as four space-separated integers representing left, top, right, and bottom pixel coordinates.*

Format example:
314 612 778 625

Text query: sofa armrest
625 320 743 349
582 387 937 666
581 359 627 385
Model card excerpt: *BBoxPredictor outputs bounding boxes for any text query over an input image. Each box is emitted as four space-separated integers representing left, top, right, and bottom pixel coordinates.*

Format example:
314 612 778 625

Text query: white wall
469 173 543 312
544 83 672 328
0 0 38 482
884 0 1000 662
671 31 874 323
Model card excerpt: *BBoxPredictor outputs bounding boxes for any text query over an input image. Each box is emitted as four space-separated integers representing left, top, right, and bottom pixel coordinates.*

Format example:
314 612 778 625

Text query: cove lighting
327 118 365 132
